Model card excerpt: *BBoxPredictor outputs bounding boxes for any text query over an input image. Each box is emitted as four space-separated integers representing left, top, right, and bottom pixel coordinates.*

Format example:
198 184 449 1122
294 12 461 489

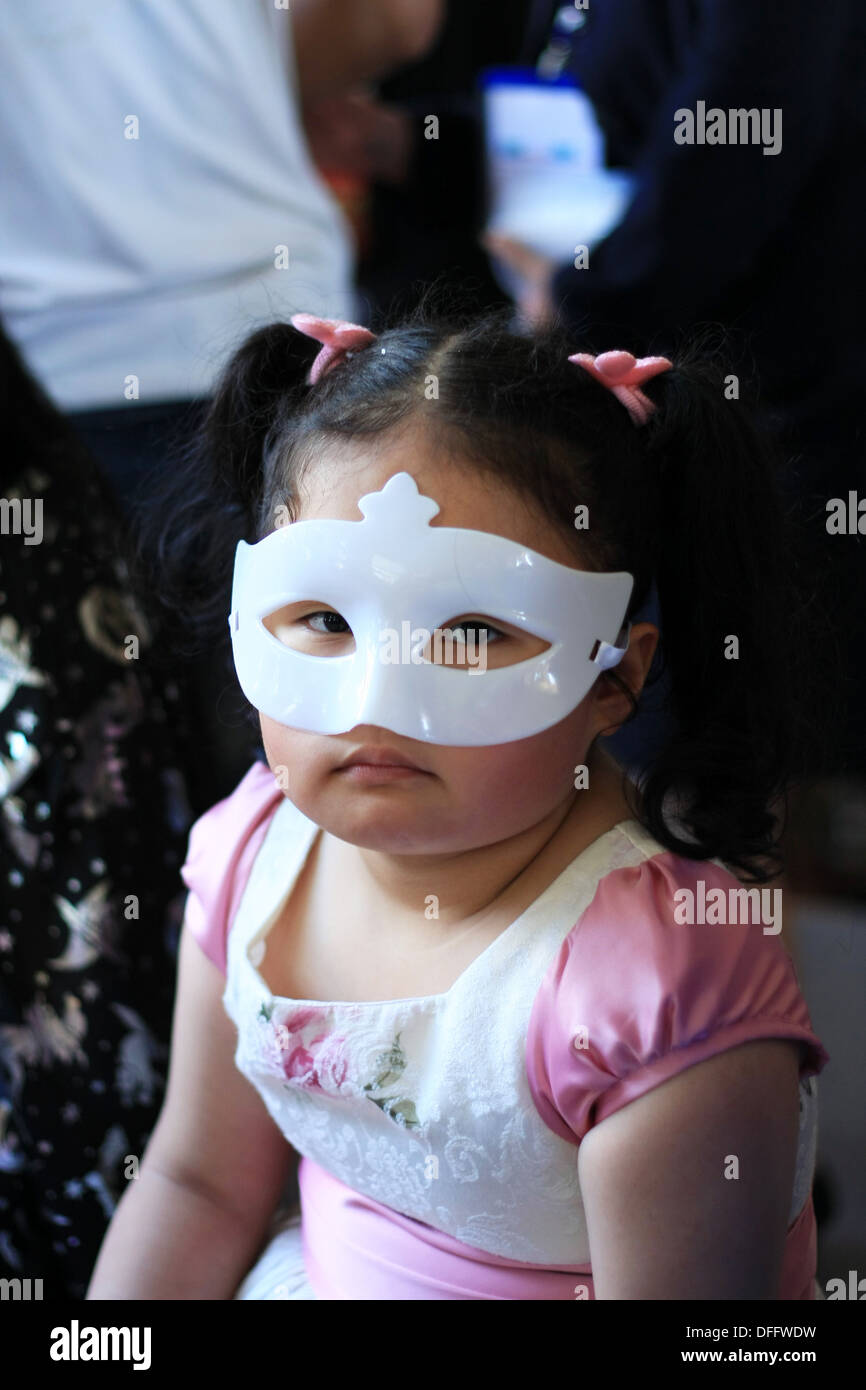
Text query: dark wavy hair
130 291 829 882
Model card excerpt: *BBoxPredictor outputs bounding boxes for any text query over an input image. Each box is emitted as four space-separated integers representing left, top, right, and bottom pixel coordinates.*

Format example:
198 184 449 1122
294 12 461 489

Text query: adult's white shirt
0 0 355 410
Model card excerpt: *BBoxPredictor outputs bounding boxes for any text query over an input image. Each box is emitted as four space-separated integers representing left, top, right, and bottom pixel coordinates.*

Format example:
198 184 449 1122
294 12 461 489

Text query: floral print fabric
0 416 195 1298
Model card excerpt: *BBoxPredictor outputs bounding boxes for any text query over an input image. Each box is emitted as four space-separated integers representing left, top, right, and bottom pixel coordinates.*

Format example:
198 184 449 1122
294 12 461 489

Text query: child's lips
338 745 427 772
337 763 429 782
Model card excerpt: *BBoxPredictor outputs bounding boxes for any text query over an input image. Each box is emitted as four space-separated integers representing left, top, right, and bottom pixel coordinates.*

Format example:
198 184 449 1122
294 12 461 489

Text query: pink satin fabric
299 1155 595 1300
525 854 830 1146
298 1156 818 1300
180 761 281 976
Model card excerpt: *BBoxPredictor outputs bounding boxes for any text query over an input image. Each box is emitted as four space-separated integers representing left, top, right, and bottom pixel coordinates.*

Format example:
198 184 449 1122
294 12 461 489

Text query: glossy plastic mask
228 471 633 746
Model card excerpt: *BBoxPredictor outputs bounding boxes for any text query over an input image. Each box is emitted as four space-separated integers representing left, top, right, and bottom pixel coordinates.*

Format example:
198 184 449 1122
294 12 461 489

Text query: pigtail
199 322 316 536
128 321 317 659
632 353 827 880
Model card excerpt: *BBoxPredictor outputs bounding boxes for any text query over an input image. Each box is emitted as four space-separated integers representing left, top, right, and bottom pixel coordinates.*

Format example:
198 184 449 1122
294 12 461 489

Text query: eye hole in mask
261 602 551 670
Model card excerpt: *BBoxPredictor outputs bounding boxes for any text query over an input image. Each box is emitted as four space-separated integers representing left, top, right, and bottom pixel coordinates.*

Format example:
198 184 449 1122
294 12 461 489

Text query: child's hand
480 232 558 330
303 88 413 184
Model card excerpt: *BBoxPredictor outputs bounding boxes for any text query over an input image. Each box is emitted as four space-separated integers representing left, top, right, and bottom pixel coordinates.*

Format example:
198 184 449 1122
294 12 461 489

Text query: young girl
86 303 830 1301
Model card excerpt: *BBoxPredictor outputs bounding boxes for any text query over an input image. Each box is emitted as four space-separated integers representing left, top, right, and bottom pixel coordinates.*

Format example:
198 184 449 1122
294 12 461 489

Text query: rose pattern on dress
257 1003 419 1128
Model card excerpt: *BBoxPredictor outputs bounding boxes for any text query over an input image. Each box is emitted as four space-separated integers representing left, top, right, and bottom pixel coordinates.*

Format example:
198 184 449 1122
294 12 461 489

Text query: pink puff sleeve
179 760 284 975
526 853 830 1145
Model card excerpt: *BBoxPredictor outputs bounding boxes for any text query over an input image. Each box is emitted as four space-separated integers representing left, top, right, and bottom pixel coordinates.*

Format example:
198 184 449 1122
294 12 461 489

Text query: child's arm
577 1038 802 1299
86 923 298 1299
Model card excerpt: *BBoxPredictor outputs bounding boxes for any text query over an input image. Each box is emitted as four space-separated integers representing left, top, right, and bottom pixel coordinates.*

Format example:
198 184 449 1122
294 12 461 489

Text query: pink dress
180 761 830 1301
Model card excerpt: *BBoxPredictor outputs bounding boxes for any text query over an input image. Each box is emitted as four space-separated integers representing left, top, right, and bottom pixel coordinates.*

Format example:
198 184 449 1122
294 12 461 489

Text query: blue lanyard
535 3 589 81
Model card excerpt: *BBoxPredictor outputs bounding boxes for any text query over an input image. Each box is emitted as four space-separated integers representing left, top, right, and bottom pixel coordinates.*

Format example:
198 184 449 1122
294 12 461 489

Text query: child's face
258 424 654 855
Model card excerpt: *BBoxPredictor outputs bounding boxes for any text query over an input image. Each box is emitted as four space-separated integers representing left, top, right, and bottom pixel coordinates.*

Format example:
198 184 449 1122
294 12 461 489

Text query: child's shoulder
179 757 284 976
526 826 830 1145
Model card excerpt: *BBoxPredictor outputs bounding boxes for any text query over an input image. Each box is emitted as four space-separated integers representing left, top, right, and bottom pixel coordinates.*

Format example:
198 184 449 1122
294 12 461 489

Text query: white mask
229 471 632 746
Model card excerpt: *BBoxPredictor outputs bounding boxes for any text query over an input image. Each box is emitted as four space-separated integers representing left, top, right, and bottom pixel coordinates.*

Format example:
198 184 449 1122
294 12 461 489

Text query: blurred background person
0 323 195 1300
302 0 531 320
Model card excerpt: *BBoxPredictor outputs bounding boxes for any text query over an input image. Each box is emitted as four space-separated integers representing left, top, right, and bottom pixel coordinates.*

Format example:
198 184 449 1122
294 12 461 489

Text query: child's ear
592 622 659 736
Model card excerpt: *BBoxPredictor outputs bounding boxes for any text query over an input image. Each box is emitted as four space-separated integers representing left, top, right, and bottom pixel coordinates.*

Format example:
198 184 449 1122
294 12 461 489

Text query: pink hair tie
290 312 376 385
568 349 672 425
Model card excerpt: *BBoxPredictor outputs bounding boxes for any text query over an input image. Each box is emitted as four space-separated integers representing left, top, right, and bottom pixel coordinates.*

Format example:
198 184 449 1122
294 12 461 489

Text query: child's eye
302 610 351 636
262 605 352 649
